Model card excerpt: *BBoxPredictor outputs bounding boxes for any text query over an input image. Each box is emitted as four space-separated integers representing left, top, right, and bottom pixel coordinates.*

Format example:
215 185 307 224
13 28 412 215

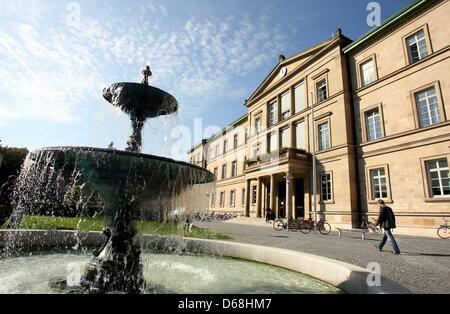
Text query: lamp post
310 92 318 234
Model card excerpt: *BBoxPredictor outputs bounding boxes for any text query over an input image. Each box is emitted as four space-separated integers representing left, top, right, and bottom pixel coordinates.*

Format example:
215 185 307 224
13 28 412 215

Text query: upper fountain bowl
103 82 178 120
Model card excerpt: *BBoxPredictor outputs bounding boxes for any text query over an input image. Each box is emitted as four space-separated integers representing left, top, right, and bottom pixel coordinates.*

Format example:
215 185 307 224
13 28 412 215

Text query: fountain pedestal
82 236 145 293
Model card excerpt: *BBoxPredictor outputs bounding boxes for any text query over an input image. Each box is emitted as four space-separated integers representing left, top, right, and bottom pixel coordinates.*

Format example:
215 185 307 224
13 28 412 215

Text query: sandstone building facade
189 0 450 236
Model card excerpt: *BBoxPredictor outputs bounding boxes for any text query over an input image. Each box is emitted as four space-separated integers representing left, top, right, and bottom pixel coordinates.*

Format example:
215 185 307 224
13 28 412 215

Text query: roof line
343 0 430 53
188 113 248 152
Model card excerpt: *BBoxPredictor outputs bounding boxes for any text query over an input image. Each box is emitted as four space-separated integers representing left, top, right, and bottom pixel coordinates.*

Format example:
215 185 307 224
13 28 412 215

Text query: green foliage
0 144 29 184
5 215 232 240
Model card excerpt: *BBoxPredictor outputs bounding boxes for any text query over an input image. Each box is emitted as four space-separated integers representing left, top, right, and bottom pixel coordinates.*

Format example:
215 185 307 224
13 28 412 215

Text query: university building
189 0 450 236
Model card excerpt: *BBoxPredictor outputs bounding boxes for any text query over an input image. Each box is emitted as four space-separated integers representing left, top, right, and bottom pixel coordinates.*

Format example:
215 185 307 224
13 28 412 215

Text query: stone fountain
8 66 215 293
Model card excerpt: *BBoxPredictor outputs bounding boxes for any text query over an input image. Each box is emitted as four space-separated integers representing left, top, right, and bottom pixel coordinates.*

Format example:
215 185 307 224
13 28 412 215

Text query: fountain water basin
0 251 342 294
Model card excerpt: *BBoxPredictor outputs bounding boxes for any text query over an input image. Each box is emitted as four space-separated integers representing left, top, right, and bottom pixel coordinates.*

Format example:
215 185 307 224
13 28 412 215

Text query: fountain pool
0 251 342 294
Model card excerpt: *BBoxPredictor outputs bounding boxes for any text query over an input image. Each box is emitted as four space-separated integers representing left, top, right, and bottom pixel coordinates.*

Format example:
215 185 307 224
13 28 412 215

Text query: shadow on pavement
400 252 450 257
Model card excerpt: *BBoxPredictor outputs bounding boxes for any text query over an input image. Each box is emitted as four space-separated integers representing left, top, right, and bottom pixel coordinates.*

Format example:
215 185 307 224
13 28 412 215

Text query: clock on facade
279 66 287 78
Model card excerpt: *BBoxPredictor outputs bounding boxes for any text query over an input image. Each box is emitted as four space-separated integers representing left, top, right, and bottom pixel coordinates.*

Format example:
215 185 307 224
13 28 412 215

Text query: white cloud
0 1 287 126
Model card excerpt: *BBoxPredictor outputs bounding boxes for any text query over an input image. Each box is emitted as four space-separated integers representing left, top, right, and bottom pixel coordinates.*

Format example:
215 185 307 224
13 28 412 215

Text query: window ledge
317 147 333 153
368 199 393 204
424 197 450 203
319 201 335 205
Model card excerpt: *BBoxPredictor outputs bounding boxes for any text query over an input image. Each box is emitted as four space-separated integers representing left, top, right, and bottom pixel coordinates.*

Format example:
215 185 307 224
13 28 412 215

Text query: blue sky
0 0 411 160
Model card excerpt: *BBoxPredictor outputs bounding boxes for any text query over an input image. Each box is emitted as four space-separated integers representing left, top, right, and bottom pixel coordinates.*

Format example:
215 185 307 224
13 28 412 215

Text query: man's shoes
392 252 401 255
374 244 382 251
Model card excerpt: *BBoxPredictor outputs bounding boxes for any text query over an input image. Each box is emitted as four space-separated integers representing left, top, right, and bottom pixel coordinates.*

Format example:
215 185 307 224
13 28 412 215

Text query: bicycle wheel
437 226 450 239
273 219 284 231
319 222 331 235
299 222 312 234
367 222 381 234
288 220 301 232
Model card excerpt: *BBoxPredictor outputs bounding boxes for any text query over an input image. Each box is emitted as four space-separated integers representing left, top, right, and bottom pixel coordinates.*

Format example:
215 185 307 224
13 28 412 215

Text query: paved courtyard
195 217 450 294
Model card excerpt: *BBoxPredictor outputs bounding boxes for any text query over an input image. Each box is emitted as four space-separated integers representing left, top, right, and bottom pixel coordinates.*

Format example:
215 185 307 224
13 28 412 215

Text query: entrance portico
244 148 312 220
245 171 311 220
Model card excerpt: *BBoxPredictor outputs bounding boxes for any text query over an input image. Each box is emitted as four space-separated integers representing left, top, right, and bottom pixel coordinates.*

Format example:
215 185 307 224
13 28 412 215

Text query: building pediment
246 37 340 107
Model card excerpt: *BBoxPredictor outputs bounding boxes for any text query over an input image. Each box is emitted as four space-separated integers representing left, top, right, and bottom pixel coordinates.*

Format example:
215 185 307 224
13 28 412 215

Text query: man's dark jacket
376 206 396 229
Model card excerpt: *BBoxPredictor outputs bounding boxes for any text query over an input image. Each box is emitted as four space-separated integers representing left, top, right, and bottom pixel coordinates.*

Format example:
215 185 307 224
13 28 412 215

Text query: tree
0 141 29 184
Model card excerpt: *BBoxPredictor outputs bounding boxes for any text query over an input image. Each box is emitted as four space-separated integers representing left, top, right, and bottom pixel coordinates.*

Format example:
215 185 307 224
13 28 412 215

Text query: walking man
375 199 401 255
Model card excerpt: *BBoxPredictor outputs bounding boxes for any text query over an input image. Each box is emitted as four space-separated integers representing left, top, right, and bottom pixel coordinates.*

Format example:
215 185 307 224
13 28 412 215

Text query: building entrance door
295 179 305 218
278 181 286 218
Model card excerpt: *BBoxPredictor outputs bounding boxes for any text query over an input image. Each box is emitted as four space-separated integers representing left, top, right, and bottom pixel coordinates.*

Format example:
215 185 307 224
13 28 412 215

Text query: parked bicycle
361 216 381 234
437 218 450 239
273 218 301 232
190 212 238 223
298 218 331 235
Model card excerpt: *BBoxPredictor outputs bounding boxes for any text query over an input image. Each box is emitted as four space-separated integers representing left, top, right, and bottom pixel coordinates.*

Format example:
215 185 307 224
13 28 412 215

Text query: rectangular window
220 192 225 207
207 148 212 161
230 190 236 207
320 173 332 201
360 59 376 86
415 87 440 128
221 164 227 180
233 134 238 149
295 121 305 150
213 167 218 179
268 101 277 127
370 168 388 200
255 117 262 134
316 79 327 103
215 145 220 157
318 122 330 151
294 82 305 113
241 189 246 206
252 185 257 204
251 144 260 159
280 127 291 149
268 132 278 153
406 30 428 64
426 159 450 197
366 109 382 141
223 140 228 154
231 160 237 177
280 92 291 120
244 128 249 144
211 192 216 207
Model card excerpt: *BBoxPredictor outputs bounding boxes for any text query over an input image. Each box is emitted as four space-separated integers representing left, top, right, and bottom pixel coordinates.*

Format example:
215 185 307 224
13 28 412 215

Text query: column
270 175 276 212
285 172 293 221
256 177 262 218
303 174 310 219
262 180 267 217
245 179 251 217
